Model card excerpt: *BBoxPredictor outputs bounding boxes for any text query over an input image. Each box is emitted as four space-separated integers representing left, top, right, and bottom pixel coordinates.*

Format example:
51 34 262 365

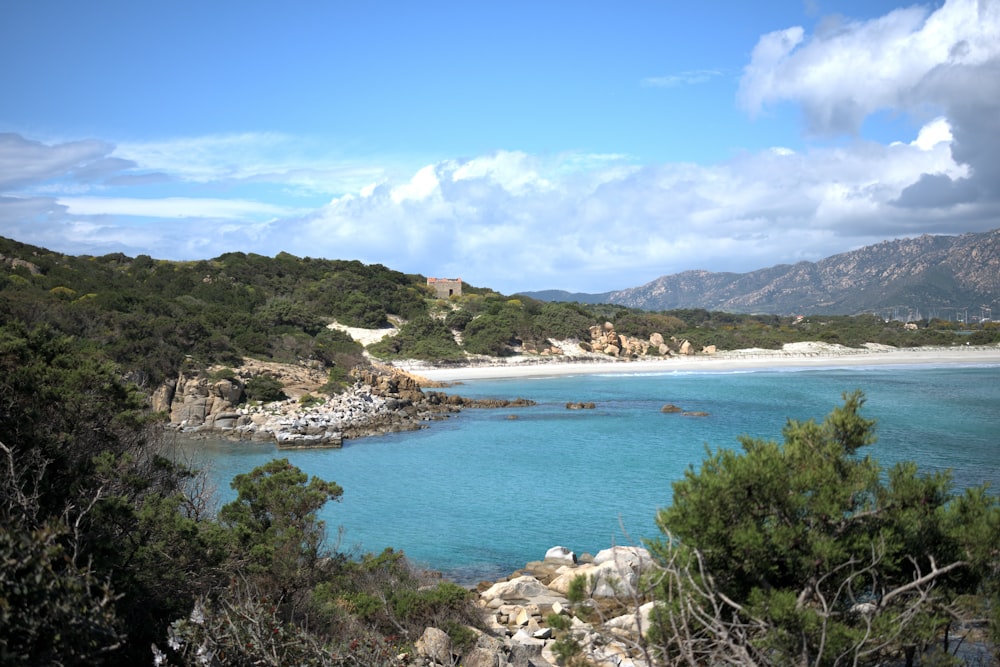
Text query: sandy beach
400 342 1000 382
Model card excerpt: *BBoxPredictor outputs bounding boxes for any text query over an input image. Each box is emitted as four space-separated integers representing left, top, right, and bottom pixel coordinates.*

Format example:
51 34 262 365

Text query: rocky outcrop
158 363 535 448
473 546 661 667
396 544 661 666
586 322 677 359
0 254 42 275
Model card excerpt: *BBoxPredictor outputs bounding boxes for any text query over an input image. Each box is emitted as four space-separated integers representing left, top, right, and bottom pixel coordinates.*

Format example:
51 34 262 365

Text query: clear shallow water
176 363 1000 584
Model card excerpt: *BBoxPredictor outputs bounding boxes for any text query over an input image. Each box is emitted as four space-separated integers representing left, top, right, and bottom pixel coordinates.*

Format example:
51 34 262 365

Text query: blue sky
2 0 998 293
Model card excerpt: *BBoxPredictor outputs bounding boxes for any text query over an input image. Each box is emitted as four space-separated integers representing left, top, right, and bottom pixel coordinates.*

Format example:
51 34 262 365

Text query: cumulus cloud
739 0 1000 210
0 133 119 190
270 128 968 291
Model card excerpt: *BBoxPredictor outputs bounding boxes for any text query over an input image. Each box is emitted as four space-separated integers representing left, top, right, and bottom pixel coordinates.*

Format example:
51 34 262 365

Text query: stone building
427 277 462 298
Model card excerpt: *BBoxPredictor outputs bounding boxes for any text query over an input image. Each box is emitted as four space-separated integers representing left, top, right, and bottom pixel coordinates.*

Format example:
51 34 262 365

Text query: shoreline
398 343 1000 382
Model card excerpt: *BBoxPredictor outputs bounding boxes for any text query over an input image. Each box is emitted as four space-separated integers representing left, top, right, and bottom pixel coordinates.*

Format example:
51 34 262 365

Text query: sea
173 362 1000 585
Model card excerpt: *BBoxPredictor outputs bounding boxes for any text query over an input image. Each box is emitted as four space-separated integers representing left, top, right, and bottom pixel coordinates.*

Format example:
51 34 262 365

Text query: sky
1 0 998 294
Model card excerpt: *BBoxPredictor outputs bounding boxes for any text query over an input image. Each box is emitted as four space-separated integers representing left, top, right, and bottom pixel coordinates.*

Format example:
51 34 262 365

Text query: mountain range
521 228 1000 319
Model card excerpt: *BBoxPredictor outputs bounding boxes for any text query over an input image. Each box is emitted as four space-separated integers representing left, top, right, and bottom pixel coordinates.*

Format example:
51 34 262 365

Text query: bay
175 363 1000 584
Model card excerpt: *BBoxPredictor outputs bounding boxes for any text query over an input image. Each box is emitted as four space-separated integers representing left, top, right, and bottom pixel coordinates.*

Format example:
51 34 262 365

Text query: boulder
593 546 656 571
649 332 665 347
679 340 694 355
544 546 577 565
462 646 501 667
605 601 657 635
151 379 176 414
548 547 657 598
211 378 243 403
415 626 453 664
481 575 551 604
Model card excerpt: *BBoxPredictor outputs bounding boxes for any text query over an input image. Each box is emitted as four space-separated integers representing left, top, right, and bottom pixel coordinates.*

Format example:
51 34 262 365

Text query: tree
218 459 343 590
0 522 123 665
647 391 999 667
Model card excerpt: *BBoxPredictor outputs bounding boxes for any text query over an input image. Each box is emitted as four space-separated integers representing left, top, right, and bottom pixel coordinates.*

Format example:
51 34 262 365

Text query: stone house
427 277 462 298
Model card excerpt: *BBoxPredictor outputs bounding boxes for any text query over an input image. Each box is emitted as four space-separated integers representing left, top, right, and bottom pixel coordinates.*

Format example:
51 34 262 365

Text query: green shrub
244 373 287 402
298 393 324 408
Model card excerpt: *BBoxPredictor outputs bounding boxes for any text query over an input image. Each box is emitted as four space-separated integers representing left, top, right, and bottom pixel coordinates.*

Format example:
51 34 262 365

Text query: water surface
176 363 1000 583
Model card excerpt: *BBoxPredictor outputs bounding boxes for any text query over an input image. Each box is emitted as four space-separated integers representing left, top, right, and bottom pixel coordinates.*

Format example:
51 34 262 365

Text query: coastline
398 342 1000 382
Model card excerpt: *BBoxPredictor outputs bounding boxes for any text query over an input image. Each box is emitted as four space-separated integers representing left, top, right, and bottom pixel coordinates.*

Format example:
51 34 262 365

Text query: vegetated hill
523 229 1000 316
514 288 613 304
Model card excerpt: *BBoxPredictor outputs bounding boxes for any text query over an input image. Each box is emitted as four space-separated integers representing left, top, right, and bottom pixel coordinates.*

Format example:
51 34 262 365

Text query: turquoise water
177 363 1000 584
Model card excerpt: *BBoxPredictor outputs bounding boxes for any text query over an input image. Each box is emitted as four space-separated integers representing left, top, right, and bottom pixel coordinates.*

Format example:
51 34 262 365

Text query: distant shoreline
396 343 1000 383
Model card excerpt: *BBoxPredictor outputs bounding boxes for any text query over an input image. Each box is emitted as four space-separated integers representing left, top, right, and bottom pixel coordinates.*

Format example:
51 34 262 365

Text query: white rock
545 545 577 564
481 575 550 603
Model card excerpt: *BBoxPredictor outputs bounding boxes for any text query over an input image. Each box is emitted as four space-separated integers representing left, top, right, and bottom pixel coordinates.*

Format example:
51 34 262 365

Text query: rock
415 626 453 664
544 546 577 565
649 332 665 347
462 646 501 667
683 411 710 417
565 402 596 410
702 344 717 354
549 547 657 598
151 379 176 414
507 641 547 666
593 546 655 571
661 404 683 413
481 576 551 604
510 627 545 647
679 340 694 355
606 601 657 635
211 378 243 403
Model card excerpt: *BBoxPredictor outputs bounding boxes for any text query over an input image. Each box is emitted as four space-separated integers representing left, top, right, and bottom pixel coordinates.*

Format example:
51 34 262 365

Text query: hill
522 229 1000 317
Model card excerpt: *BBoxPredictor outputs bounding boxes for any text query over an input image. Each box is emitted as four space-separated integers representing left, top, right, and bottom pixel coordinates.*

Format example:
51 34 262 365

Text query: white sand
398 343 1000 382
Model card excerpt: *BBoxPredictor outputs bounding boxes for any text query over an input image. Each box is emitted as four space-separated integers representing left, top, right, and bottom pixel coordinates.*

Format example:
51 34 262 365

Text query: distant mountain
522 229 1000 316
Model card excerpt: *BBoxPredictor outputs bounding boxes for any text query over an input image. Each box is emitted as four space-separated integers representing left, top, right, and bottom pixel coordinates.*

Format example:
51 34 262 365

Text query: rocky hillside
524 229 1000 316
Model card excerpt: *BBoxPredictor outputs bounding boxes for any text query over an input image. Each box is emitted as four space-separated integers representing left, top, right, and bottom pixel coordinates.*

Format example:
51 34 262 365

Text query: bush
244 373 287 402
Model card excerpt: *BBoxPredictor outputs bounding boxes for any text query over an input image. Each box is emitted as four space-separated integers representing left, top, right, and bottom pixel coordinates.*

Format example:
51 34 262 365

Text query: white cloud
114 133 388 196
0 133 118 190
57 196 301 220
911 117 952 151
739 0 1000 212
390 164 441 203
641 69 723 88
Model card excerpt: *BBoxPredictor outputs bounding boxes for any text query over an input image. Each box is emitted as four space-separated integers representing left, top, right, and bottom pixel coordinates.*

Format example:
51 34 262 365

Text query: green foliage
298 393 324 408
219 459 343 587
650 391 1000 666
0 522 123 665
368 315 463 360
533 301 595 340
310 548 480 641
443 307 474 331
243 373 287 402
0 238 435 385
566 573 588 605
